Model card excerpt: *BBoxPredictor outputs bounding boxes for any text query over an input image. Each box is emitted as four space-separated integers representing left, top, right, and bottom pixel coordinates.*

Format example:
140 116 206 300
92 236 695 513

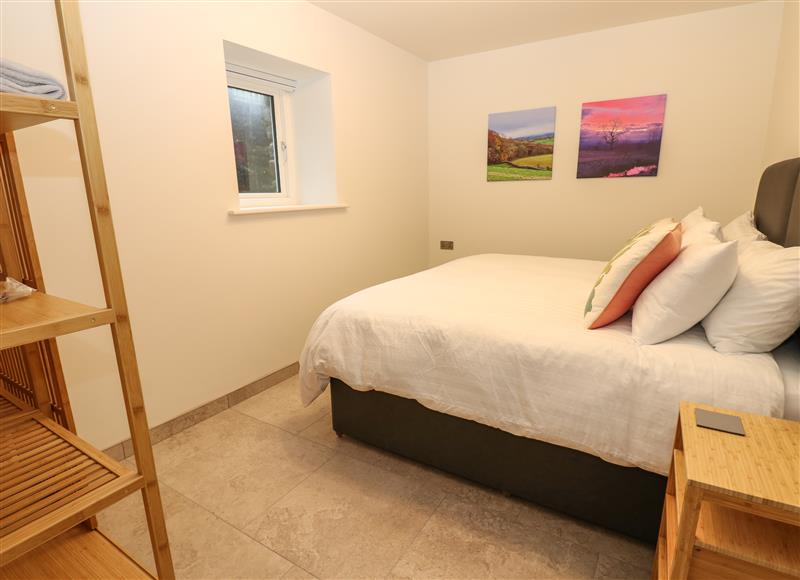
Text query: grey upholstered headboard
754 157 800 247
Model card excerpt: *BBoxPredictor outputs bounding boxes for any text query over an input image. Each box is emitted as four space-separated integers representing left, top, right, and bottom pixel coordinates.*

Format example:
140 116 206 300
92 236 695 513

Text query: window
223 41 340 214
226 65 294 205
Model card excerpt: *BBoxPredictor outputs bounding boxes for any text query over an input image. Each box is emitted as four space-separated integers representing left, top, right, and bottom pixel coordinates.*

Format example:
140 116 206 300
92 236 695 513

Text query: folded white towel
0 58 66 100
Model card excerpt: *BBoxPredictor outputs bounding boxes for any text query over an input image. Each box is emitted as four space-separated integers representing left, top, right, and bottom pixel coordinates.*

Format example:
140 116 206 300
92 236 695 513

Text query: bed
299 158 800 542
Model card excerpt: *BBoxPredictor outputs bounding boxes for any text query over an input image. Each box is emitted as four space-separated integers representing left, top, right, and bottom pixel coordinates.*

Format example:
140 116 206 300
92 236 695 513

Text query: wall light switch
440 241 454 250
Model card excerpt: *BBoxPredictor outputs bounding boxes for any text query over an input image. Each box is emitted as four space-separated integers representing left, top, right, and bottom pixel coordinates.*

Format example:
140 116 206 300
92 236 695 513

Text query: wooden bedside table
653 401 800 580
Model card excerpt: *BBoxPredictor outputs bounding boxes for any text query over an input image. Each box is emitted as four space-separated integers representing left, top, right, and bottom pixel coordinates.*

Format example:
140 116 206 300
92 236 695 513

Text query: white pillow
722 210 766 242
632 241 738 344
681 206 706 230
702 241 800 353
680 207 722 247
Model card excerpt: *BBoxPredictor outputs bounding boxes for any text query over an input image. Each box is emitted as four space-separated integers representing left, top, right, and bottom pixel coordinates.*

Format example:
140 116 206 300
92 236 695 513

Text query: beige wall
764 0 800 166
2 1 794 448
1 1 429 448
427 2 787 265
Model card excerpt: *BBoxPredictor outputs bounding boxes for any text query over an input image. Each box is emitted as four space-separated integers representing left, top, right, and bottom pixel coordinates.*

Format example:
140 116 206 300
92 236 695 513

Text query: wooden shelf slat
691 548 797 580
0 93 78 132
0 292 114 350
0 526 152 579
0 398 145 564
0 397 21 420
695 500 800 575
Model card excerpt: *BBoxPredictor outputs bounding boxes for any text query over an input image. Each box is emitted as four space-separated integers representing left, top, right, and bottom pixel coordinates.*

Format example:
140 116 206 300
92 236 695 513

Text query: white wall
2 1 794 449
427 2 787 265
764 0 800 167
1 1 429 448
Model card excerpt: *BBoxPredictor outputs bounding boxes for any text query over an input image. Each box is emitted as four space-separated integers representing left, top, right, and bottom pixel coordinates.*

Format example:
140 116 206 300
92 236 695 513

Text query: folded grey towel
0 58 66 100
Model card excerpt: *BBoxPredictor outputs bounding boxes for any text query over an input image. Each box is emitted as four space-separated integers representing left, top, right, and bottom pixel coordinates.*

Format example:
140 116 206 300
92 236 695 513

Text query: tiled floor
98 375 654 579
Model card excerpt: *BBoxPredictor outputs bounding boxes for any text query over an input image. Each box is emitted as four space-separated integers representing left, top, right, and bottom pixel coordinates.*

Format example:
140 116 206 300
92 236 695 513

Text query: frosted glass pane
227 86 280 193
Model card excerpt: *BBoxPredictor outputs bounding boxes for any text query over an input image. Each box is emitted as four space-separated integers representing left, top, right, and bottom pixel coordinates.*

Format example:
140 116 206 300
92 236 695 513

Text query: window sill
228 203 348 216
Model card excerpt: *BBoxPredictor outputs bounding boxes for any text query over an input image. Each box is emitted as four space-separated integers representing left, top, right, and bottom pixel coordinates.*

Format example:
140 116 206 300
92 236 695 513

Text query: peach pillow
585 220 682 329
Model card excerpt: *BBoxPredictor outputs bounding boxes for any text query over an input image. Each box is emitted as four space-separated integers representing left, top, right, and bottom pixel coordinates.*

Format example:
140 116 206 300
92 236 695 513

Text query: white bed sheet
299 254 785 475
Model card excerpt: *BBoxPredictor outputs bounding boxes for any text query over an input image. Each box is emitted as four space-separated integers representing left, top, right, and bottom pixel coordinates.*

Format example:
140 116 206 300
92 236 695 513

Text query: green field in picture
487 152 553 181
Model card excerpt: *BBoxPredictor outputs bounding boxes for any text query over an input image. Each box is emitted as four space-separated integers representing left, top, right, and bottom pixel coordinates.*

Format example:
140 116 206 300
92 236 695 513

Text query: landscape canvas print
487 106 556 181
577 94 667 178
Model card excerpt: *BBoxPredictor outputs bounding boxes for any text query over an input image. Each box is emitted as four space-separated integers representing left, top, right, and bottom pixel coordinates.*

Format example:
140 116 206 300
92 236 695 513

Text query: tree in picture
577 94 667 178
487 106 556 181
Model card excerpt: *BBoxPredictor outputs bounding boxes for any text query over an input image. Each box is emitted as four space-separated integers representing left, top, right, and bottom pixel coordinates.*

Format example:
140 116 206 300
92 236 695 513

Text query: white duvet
299 254 785 475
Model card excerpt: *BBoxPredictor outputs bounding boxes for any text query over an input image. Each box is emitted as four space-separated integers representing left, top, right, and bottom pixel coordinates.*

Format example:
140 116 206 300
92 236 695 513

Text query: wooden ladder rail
53 2 175 577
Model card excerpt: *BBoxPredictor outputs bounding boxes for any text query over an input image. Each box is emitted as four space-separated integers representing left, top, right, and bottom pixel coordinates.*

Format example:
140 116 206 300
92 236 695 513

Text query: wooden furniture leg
670 483 702 580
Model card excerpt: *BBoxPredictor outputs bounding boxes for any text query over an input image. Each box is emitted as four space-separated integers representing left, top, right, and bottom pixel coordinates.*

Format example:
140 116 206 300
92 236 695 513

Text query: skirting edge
103 362 299 461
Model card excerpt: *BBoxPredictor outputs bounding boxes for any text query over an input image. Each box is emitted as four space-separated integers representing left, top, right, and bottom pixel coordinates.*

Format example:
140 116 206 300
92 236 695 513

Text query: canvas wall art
487 106 556 181
576 94 667 179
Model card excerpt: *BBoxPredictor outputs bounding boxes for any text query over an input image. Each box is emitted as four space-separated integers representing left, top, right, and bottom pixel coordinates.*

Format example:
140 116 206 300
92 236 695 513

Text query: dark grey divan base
330 378 667 544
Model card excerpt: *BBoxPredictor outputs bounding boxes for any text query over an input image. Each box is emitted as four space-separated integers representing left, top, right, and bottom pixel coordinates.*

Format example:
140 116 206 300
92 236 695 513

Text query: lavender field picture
577 94 667 178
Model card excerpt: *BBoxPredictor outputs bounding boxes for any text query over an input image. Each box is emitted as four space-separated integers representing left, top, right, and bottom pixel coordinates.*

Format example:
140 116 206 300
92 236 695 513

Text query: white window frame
226 64 296 207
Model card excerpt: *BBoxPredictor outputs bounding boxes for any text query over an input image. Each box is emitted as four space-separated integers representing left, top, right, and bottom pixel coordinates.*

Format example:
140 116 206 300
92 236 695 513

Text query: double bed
299 158 800 542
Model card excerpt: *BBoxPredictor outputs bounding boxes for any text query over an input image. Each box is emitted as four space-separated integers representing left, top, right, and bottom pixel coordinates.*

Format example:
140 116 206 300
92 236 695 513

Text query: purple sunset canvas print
577 94 667 179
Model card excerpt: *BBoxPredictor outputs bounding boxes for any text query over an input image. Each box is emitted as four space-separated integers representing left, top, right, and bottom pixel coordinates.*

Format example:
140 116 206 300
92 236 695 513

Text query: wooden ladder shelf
0 1 175 578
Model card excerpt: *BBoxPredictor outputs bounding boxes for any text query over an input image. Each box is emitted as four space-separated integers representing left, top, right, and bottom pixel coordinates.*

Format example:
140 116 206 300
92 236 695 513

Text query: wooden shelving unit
0 395 144 563
0 93 79 133
654 402 800 580
0 526 151 579
0 292 115 349
0 1 174 577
